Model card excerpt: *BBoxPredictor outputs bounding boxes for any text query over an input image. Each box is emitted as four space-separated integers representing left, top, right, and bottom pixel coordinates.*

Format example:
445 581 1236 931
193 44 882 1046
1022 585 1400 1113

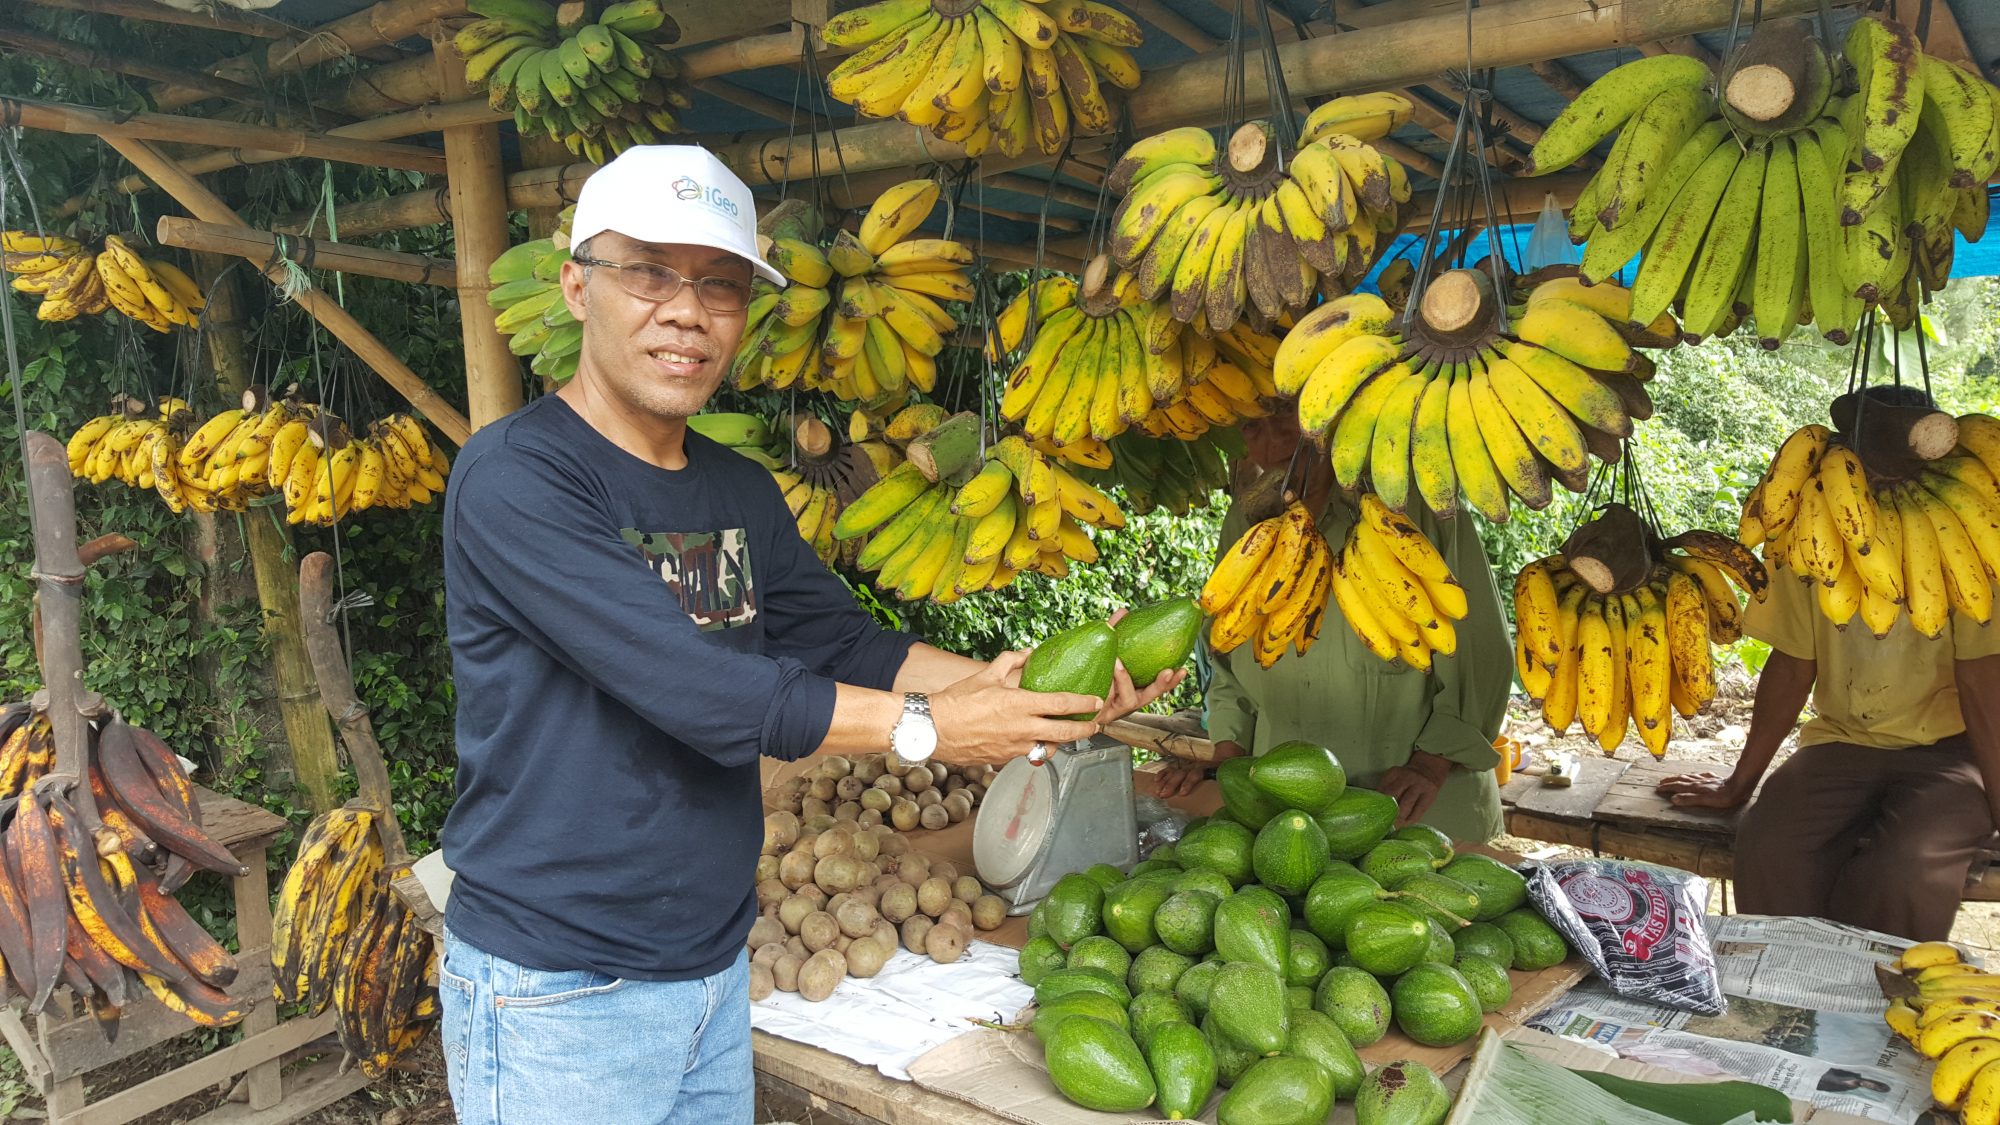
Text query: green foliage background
0 11 1998 923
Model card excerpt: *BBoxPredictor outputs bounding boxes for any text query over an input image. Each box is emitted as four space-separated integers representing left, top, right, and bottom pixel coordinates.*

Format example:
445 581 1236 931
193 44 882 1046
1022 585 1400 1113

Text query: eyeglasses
572 257 753 313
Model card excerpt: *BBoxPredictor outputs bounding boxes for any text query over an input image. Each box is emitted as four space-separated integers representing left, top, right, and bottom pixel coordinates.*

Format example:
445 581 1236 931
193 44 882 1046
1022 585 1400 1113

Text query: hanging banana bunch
734 181 975 409
1526 17 1994 348
1278 271 1671 523
4 232 202 331
487 207 580 384
454 0 690 163
1740 409 2000 637
821 0 1145 158
1107 93 1416 334
1076 427 1237 517
1198 492 1352 670
834 411 1124 601
1514 500 1766 756
68 392 447 521
688 411 901 566
272 806 438 1077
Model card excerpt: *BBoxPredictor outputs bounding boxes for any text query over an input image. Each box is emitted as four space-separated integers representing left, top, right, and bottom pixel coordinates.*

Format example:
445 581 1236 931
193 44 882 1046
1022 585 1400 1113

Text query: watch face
896 717 939 761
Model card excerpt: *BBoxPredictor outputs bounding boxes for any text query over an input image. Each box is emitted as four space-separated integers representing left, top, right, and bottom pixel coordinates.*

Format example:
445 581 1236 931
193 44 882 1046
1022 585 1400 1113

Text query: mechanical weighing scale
973 733 1139 915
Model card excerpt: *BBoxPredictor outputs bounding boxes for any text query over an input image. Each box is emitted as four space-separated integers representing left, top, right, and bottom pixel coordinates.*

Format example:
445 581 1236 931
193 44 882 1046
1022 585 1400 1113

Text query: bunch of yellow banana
1878 942 2000 1118
454 0 688 164
5 232 202 330
272 805 438 1078
487 207 579 384
1076 427 1236 517
1280 275 1668 522
1741 417 2000 636
1515 534 1764 756
690 410 904 565
988 265 1281 449
834 414 1122 601
1326 494 1467 673
732 181 974 409
1200 500 1332 669
821 0 1143 158
1106 97 1415 333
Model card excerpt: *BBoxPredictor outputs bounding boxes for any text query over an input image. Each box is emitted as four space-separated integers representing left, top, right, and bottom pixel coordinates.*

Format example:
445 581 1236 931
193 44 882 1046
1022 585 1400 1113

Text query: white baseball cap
569 145 784 287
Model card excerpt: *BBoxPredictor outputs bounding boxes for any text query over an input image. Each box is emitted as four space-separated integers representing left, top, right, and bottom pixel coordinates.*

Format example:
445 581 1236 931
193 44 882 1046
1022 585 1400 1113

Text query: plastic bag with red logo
1524 858 1726 1016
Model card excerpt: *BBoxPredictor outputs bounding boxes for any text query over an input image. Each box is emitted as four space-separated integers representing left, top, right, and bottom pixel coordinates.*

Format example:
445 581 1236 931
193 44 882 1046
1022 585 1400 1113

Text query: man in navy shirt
438 146 1181 1124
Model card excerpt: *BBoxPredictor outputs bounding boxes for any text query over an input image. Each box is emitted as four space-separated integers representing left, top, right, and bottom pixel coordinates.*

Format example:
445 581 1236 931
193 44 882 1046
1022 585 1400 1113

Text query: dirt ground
12 670 1998 1121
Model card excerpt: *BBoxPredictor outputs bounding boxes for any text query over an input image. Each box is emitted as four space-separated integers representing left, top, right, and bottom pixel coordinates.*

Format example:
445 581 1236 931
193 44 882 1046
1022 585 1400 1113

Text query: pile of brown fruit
762 752 997 833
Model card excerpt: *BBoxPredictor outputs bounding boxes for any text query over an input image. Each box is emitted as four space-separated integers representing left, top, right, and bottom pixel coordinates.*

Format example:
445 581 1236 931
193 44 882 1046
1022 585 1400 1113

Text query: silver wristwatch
889 692 938 763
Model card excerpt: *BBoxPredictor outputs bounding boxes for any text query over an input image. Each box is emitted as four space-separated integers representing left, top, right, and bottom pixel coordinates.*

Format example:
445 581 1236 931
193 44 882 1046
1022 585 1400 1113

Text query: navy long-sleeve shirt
440 395 916 981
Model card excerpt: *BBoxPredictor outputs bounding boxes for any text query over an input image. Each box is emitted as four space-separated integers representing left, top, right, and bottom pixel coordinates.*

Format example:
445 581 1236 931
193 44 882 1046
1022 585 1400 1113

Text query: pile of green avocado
1013 740 1574 1124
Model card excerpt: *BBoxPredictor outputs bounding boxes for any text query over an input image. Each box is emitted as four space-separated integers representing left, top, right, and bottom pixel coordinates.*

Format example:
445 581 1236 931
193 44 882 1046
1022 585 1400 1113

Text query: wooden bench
0 787 369 1125
1496 756 2000 904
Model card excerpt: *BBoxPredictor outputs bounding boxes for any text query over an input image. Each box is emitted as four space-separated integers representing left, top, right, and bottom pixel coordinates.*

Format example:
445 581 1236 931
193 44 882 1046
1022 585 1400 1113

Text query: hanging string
0 126 48 552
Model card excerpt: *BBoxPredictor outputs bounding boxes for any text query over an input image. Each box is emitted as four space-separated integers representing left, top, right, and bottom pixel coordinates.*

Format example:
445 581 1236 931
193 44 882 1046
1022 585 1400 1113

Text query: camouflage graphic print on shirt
622 527 757 631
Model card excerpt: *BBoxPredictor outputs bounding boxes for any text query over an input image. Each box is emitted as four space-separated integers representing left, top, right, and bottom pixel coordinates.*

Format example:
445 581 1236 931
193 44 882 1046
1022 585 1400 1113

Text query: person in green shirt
1153 407 1512 842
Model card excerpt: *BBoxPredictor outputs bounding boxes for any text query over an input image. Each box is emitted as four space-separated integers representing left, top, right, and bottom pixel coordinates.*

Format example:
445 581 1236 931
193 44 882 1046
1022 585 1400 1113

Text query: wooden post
2 98 447 174
156 217 458 288
21 432 100 784
192 258 343 815
434 38 524 431
298 553 410 868
101 136 472 446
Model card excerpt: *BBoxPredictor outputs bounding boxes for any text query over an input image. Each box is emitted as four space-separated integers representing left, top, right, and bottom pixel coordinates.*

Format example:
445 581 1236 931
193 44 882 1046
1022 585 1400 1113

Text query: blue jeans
439 927 753 1124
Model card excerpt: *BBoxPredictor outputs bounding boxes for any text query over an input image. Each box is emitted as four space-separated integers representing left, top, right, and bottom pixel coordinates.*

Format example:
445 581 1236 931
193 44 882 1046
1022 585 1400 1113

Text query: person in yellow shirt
1658 389 2000 941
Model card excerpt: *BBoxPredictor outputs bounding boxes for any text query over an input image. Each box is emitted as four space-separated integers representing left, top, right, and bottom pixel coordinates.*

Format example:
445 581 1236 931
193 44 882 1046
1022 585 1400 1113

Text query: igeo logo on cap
570 145 782 286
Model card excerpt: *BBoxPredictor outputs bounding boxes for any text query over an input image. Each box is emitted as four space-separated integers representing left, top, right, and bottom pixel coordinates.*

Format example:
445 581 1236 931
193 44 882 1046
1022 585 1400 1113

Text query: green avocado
1344 902 1431 977
1313 965 1393 1047
1020 621 1119 719
1104 877 1178 953
1173 867 1238 901
1355 1059 1450 1125
1452 921 1516 967
1032 990 1129 1043
1252 811 1330 896
1066 935 1132 981
1035 966 1132 1008
1396 872 1483 929
1083 862 1129 890
1391 823 1455 863
1248 740 1348 812
1214 887 1292 977
1359 839 1441 888
1302 867 1386 949
1217 757 1285 830
1146 1018 1217 1120
1441 853 1529 920
1113 596 1203 687
1455 953 1513 1012
1217 1055 1334 1125
1018 935 1068 988
1285 927 1331 988
1203 1010 1258 1086
1313 787 1400 859
1422 916 1458 966
1174 958 1223 1018
1494 908 1570 971
1284 1007 1365 1099
1043 873 1106 949
1155 889 1221 956
1176 820 1257 886
1208 962 1290 1057
1127 989 1190 1048
1391 963 1484 1047
1044 1015 1157 1112
1130 945 1197 995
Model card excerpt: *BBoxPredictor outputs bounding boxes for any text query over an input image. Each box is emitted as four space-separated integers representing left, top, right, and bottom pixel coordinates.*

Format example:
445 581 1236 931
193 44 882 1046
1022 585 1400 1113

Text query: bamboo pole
191 259 343 815
22 432 101 786
149 0 467 113
0 27 268 107
433 37 523 431
21 0 299 38
103 136 472 446
1 97 447 174
156 218 459 288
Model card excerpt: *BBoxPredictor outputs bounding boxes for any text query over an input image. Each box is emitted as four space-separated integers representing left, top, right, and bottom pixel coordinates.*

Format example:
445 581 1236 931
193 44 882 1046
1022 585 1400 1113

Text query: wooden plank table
0 787 369 1125
753 1032 1012 1125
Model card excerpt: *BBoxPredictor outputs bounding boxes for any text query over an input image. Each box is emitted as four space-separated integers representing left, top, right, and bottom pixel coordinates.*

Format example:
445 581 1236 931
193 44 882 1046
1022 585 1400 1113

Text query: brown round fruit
850 831 880 862
749 963 775 1001
916 788 943 810
799 911 840 953
898 854 931 887
814 855 862 894
874 774 904 797
812 828 854 860
777 851 816 891
777 896 816 936
890 799 921 832
879 882 918 924
809 777 836 802
784 936 807 959
917 877 953 918
748 917 786 949
930 860 959 884
752 942 787 968
859 788 892 813
799 949 846 1002
835 898 879 939
972 894 1007 931
919 804 949 830
903 768 933 794
925 923 968 964
901 914 934 955
938 902 973 932
857 808 884 828
845 937 890 978
773 954 804 992
953 876 983 904
794 884 828 909
764 810 800 851
756 878 788 909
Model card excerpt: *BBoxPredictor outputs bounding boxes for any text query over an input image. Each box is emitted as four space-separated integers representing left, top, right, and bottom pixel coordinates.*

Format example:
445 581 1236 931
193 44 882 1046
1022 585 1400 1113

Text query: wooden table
753 1032 1011 1125
0 788 369 1125
1498 756 2000 902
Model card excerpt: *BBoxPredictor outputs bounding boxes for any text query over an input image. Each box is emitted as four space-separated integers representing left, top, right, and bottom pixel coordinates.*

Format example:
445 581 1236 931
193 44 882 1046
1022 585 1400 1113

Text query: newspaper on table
1527 914 1936 1124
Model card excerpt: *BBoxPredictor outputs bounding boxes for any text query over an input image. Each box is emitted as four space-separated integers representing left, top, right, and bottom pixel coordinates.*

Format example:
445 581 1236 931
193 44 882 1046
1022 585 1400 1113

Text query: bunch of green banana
487 207 579 384
454 0 689 164
987 265 1282 456
832 411 1124 600
820 0 1145 159
1515 527 1763 757
688 411 902 566
1278 273 1668 522
733 180 975 409
1740 416 2000 637
5 231 203 331
1105 95 1416 334
1076 427 1237 517
273 806 438 1077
